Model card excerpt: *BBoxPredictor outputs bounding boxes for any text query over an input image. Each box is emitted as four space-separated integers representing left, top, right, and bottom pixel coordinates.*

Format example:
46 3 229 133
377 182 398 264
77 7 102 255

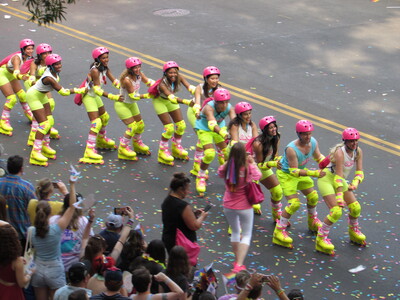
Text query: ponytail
34 200 51 238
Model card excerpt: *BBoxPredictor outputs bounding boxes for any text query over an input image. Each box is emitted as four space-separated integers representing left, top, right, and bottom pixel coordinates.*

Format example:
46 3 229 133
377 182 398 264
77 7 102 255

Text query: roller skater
116 57 153 160
147 61 195 165
0 39 35 136
229 102 259 214
79 47 123 164
273 120 326 248
189 66 221 177
25 43 60 146
194 88 235 196
316 128 366 255
247 116 284 220
25 54 86 166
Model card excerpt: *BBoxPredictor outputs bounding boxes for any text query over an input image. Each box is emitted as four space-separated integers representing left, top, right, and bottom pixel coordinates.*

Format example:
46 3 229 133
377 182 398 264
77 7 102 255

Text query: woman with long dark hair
151 61 195 165
218 142 261 272
79 47 123 165
165 245 191 295
0 224 31 299
248 116 283 220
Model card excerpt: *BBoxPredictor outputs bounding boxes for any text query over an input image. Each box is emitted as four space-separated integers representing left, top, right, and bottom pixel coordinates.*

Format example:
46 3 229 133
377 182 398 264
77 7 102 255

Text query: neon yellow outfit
316 145 366 255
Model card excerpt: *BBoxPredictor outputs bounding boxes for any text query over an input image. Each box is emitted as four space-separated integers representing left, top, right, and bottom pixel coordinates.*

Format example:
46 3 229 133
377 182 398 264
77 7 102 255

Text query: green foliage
23 0 77 26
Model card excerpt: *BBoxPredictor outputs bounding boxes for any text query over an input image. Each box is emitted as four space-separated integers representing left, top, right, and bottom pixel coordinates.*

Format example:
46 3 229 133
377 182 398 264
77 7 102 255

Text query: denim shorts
31 258 66 289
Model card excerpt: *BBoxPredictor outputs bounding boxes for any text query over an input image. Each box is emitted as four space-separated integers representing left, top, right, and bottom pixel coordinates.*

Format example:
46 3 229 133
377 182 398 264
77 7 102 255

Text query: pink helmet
259 116 276 131
213 88 231 101
92 47 109 60
45 54 62 66
296 120 314 132
19 39 35 49
235 102 252 115
125 57 142 69
163 61 179 72
36 43 52 55
203 66 220 78
342 128 360 140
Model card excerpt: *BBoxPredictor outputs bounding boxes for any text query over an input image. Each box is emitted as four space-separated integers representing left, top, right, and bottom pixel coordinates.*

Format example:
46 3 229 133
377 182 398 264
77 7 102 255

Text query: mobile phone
204 203 214 212
52 181 59 188
261 274 270 283
114 207 126 215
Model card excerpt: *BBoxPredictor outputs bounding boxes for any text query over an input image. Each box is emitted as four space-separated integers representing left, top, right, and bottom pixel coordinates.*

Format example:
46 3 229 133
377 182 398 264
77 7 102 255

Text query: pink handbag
175 228 200 266
245 180 264 205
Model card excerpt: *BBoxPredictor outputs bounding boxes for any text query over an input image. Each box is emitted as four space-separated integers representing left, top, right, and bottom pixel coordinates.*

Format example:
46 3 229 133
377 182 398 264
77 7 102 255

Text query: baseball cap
106 214 123 228
105 267 123 282
68 262 88 284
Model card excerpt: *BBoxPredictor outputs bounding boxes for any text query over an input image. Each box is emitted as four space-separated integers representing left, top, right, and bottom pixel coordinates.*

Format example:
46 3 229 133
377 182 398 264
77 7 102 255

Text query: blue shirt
281 137 317 173
32 223 63 260
0 174 36 239
195 100 231 131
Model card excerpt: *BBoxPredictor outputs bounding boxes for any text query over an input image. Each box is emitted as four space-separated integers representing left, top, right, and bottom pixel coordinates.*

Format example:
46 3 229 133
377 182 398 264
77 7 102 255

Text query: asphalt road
0 1 399 299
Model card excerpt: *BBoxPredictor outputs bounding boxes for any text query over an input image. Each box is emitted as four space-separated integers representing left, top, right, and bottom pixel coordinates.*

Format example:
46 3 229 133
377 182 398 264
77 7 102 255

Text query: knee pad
125 121 137 137
135 119 145 134
47 115 55 128
37 120 51 135
48 97 55 112
306 190 319 206
202 148 216 165
327 205 343 224
99 112 110 127
348 201 361 218
16 89 26 102
5 94 17 110
285 197 301 215
161 123 174 139
175 120 186 136
270 185 283 202
90 118 102 134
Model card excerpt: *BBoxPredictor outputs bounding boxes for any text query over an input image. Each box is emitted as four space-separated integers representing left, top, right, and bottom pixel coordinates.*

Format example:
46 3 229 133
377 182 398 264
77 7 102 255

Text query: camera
114 207 127 215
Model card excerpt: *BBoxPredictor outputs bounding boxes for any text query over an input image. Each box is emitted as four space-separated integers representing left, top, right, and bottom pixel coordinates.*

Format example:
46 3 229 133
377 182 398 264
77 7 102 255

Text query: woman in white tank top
316 127 366 255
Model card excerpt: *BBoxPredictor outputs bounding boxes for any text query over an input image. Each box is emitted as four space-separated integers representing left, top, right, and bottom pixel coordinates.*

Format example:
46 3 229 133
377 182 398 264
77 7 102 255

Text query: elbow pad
93 85 104 96
58 88 71 96
188 85 196 95
128 93 141 101
333 175 344 189
112 79 120 89
192 104 201 115
145 78 155 87
181 99 193 106
314 154 325 163
73 87 86 94
107 93 120 101
13 70 23 80
167 94 178 104
266 161 278 168
258 162 270 170
219 127 228 139
306 169 321 177
289 168 301 177
208 120 217 131
354 170 364 183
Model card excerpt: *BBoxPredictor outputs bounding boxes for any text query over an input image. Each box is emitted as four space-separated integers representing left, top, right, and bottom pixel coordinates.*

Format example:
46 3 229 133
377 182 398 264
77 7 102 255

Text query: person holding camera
99 213 124 255
236 272 289 300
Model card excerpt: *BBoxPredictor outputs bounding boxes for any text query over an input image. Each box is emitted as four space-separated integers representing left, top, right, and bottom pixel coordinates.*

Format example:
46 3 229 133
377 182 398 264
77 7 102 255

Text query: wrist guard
112 79 120 89
93 85 104 96
58 88 71 96
167 94 178 104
